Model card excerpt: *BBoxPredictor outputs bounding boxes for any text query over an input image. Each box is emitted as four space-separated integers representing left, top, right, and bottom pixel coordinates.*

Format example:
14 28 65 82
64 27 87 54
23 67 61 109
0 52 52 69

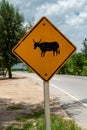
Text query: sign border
12 16 76 81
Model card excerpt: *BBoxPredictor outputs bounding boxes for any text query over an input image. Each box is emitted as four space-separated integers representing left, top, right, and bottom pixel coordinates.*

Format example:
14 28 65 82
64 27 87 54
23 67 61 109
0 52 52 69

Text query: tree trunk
7 67 12 78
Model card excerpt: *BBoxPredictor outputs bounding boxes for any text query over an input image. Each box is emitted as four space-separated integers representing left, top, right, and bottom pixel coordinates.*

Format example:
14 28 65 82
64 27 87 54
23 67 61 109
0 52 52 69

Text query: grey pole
43 80 51 130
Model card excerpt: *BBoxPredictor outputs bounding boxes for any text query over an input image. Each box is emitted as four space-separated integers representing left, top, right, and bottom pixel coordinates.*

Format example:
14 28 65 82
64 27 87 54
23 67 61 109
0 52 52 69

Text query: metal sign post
43 80 51 130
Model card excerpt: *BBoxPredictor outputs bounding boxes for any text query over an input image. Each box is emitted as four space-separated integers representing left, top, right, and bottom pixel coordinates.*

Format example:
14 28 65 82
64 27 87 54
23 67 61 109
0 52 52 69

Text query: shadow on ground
0 76 26 80
59 97 87 117
0 98 67 129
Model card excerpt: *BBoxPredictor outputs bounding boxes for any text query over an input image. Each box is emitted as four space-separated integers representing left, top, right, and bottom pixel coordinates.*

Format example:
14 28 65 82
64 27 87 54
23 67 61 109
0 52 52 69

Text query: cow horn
33 39 35 43
33 39 41 43
39 39 41 43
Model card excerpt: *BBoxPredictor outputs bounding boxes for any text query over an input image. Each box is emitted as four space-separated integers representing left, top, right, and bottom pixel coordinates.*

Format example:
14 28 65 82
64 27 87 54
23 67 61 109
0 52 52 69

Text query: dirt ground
0 73 69 129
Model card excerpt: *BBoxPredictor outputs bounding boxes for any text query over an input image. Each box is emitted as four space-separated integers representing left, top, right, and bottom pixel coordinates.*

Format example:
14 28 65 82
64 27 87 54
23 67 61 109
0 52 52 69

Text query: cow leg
53 51 55 56
56 49 58 55
58 49 60 54
41 52 43 57
41 51 45 57
56 51 57 56
43 51 46 57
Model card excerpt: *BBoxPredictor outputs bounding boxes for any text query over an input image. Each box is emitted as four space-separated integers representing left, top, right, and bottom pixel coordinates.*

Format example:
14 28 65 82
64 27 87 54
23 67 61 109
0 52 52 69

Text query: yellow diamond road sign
12 17 76 81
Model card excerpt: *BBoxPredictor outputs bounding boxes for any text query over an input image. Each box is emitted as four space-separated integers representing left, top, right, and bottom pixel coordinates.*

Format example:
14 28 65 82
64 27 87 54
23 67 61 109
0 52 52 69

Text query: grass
7 104 22 110
6 110 82 130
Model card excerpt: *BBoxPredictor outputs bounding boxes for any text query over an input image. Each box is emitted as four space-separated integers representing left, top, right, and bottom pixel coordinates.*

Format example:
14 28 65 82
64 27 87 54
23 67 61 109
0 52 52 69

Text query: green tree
81 38 87 58
58 57 75 75
0 0 28 78
58 61 69 74
59 52 87 76
73 53 86 75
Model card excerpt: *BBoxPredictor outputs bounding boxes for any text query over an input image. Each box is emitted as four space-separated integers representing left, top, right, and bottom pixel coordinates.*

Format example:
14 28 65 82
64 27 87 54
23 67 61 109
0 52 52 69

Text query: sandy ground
0 74 69 129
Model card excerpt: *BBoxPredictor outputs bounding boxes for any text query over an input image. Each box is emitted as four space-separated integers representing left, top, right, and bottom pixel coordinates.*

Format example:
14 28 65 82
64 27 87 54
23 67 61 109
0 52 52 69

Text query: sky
2 0 87 52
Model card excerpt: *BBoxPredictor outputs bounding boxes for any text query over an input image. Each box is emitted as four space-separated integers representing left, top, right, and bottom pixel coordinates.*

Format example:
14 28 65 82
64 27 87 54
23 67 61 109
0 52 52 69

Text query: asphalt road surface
13 72 87 129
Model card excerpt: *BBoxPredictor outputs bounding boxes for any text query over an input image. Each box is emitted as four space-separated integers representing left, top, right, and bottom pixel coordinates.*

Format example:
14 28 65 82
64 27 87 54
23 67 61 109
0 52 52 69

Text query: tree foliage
58 37 87 76
59 52 87 76
73 53 86 75
81 38 87 58
0 0 28 78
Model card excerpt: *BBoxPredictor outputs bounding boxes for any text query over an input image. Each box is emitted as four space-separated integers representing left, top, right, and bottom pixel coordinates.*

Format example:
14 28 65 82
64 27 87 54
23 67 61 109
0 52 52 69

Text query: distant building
12 63 27 70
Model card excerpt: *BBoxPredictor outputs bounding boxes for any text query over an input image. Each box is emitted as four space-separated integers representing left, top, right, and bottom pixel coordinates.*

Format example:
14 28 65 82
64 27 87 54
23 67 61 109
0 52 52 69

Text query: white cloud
0 0 87 51
36 0 87 17
66 11 87 26
7 0 22 7
80 12 87 18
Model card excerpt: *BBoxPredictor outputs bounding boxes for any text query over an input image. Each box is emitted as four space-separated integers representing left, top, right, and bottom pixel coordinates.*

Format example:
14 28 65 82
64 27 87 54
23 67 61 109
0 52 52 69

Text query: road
13 72 87 129
50 75 87 129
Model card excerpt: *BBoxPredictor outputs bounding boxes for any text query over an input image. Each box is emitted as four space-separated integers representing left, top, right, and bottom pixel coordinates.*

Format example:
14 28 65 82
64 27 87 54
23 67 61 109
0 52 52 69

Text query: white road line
50 83 87 108
27 75 87 108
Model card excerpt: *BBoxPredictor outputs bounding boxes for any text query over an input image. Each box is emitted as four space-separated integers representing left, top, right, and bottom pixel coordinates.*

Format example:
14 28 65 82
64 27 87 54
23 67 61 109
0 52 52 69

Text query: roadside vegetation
6 110 82 130
0 0 31 78
58 39 87 76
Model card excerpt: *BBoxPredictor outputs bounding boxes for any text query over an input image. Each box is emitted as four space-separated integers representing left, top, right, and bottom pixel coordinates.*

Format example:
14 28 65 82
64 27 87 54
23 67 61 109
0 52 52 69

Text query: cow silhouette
33 39 60 57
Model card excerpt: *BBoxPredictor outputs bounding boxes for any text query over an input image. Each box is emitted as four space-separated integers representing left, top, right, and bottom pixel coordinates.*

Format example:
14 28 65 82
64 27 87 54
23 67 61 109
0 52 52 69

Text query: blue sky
3 0 87 51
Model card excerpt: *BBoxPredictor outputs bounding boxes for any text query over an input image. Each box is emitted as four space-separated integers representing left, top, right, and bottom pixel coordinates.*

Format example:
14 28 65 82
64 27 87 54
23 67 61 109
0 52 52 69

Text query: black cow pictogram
33 39 60 57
